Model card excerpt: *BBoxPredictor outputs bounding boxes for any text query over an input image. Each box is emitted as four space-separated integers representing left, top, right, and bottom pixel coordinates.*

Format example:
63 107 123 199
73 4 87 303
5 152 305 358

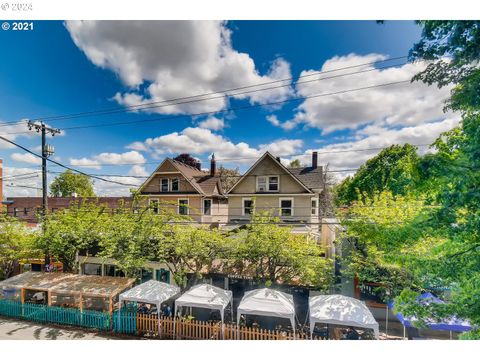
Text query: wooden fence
133 313 326 340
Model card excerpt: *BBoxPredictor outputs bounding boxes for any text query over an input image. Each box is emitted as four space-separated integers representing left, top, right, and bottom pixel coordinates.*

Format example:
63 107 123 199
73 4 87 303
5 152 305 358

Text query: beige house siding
230 156 308 194
142 173 197 194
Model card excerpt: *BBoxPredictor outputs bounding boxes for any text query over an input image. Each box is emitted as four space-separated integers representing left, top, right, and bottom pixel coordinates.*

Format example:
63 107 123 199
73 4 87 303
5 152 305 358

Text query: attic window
256 176 279 192
171 178 179 192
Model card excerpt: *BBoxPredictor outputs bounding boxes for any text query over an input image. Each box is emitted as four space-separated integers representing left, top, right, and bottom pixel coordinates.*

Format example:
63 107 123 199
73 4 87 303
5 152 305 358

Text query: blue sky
0 21 458 196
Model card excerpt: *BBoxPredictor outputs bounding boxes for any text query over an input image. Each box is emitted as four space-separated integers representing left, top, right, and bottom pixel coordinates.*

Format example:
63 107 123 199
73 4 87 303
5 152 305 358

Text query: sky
0 21 459 196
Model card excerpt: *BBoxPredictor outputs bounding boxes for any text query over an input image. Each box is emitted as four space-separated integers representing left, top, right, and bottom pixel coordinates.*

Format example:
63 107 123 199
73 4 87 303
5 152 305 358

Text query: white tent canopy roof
309 295 379 339
119 280 180 308
237 288 296 329
175 284 232 320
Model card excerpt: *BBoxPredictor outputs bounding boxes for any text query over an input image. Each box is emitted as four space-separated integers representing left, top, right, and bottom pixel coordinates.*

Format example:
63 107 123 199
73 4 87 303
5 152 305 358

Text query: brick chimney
210 153 216 176
312 151 318 169
276 156 281 163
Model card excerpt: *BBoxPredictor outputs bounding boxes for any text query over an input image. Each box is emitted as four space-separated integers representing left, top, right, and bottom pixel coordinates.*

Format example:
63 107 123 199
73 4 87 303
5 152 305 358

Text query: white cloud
2 166 42 197
266 114 297 131
198 116 225 131
276 53 453 134
70 151 146 170
10 152 42 165
92 176 143 197
127 126 303 164
66 21 293 115
128 165 149 177
286 116 460 179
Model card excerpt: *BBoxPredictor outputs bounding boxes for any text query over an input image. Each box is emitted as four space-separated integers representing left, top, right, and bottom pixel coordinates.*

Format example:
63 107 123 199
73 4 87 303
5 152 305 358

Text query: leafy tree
174 153 200 168
217 165 240 193
228 211 332 289
335 144 421 205
288 159 303 168
0 215 39 279
50 170 95 197
156 225 228 289
36 200 111 272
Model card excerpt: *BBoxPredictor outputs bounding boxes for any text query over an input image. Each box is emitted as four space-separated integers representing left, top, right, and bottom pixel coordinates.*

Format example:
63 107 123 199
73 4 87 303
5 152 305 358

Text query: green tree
288 159 302 168
335 144 421 205
50 170 96 197
217 165 241 193
0 215 39 279
228 211 332 289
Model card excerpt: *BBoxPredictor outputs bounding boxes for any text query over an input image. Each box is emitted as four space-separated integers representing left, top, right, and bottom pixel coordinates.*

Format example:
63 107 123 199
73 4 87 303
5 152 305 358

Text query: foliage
228 210 332 289
156 225 228 289
36 200 111 272
173 153 201 168
0 215 39 279
288 159 303 168
335 144 422 205
217 165 241 193
50 170 95 197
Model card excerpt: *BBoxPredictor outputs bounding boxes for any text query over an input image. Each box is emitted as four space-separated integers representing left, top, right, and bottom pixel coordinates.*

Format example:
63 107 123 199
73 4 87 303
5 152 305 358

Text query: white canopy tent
309 295 380 339
237 288 296 335
118 280 180 317
174 284 233 338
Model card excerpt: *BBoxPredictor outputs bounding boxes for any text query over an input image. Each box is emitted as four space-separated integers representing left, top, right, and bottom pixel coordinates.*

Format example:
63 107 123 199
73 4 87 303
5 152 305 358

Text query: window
171 178 179 192
24 208 29 215
150 199 159 214
311 198 318 216
203 199 212 215
178 199 189 215
257 176 267 192
243 198 253 216
161 178 169 192
256 176 279 192
268 176 279 191
83 263 102 276
13 208 18 217
156 269 170 284
279 198 293 217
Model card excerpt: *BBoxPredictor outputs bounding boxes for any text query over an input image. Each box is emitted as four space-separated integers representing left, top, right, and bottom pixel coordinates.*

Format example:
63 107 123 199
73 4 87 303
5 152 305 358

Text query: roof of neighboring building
287 166 324 190
140 158 224 197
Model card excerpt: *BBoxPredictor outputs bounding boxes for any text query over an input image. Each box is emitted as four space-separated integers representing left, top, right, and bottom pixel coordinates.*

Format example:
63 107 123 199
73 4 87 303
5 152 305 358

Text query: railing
0 300 326 340
0 299 111 331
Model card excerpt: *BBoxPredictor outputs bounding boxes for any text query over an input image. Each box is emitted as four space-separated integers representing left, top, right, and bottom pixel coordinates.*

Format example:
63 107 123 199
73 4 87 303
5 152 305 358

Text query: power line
0 56 408 127
0 135 139 187
1 79 412 135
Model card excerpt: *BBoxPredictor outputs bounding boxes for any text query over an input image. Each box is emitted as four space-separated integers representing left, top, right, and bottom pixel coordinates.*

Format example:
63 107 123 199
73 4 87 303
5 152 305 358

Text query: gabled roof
138 158 224 196
227 152 314 194
288 166 323 190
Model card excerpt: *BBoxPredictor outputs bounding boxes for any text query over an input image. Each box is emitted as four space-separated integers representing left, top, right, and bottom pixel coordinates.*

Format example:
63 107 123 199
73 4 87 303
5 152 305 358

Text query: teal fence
112 309 137 334
0 299 111 331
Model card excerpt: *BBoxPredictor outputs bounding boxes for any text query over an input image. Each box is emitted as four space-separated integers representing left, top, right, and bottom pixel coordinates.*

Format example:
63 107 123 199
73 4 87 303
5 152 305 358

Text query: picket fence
0 300 325 340
0 299 111 331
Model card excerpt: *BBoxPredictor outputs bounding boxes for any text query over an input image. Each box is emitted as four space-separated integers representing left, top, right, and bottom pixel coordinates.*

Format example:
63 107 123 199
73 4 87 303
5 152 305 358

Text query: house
226 151 324 231
138 154 227 225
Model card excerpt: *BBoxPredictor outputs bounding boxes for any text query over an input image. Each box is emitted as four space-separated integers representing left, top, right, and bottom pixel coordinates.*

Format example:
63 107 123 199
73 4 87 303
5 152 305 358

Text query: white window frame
149 199 159 214
279 197 294 217
160 178 169 192
171 178 179 192
202 198 212 216
178 198 189 215
256 175 280 192
242 197 253 216
311 197 319 216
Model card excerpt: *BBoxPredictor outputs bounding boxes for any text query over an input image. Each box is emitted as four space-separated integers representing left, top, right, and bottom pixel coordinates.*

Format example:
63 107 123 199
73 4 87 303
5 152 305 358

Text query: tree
288 159 303 168
335 144 421 205
50 170 95 197
0 215 39 279
36 200 111 272
228 211 332 289
217 165 240 193
156 225 229 289
174 153 200 168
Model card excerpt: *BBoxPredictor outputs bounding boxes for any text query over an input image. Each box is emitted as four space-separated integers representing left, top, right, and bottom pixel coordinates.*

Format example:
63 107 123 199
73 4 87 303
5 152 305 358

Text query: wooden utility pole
27 121 61 268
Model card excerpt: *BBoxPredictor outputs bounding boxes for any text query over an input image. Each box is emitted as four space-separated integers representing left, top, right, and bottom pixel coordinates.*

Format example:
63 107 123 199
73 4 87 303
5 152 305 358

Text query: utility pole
27 121 61 269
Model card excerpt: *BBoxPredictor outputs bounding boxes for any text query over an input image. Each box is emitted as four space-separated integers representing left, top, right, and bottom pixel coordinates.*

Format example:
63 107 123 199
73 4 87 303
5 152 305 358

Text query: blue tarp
388 292 472 332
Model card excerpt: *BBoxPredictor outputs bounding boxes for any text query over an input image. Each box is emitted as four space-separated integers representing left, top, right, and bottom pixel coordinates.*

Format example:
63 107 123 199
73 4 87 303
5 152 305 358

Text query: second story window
279 198 293 217
161 179 169 192
178 199 189 215
203 199 212 215
311 198 318 216
256 176 280 192
243 198 253 216
171 178 179 192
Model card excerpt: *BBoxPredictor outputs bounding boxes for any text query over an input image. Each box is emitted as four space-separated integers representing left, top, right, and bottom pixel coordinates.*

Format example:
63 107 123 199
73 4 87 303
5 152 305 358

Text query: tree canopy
50 170 96 197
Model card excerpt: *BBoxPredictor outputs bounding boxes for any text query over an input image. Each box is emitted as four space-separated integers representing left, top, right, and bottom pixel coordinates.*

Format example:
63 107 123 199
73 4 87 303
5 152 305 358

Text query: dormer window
161 179 169 192
256 176 279 192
